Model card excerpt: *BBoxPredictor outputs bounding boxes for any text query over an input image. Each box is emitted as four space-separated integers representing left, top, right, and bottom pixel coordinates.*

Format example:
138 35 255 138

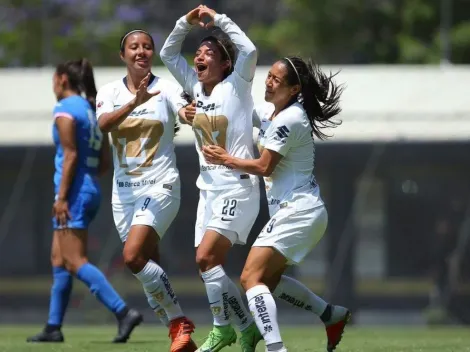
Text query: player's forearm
98 100 137 132
214 14 257 81
160 16 194 89
57 150 77 200
224 155 271 177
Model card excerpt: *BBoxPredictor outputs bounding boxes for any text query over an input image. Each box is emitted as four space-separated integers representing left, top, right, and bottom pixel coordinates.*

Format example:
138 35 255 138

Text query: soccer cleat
325 306 351 351
239 322 263 352
26 329 64 343
196 325 237 352
169 316 198 352
112 308 143 343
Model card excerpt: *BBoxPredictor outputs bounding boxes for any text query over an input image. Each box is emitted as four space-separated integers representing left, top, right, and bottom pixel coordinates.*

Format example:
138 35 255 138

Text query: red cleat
169 317 198 352
325 308 351 351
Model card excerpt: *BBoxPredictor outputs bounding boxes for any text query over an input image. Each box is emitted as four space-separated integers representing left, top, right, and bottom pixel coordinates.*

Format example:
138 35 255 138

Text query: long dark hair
56 58 98 111
281 56 343 140
200 30 237 79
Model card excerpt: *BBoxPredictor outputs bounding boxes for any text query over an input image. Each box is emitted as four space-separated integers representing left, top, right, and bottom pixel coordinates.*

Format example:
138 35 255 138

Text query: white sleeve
164 82 188 116
252 107 261 129
264 113 299 157
96 84 115 119
214 14 257 83
160 16 199 96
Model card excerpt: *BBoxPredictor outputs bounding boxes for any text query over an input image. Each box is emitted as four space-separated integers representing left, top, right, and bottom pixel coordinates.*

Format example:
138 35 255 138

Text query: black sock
45 324 61 333
116 306 129 321
320 304 332 323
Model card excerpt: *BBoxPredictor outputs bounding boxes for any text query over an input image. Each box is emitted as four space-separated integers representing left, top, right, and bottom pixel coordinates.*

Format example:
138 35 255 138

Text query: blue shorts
52 191 100 230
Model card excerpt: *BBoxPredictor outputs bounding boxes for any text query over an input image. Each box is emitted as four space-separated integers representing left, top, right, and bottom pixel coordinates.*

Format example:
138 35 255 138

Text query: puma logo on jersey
276 125 290 139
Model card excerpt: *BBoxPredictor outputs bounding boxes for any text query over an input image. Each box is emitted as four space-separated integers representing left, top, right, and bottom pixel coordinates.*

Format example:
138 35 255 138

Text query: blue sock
76 263 127 315
47 267 73 327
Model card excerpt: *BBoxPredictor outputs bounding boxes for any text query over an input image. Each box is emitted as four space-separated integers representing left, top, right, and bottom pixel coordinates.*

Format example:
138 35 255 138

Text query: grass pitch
2 325 470 352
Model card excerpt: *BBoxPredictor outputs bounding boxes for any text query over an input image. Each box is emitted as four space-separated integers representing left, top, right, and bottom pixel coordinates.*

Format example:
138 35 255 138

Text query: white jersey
96 76 187 203
255 102 324 216
160 14 258 191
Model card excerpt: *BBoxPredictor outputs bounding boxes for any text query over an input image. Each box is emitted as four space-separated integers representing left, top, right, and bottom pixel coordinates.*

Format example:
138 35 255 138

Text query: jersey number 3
111 118 164 176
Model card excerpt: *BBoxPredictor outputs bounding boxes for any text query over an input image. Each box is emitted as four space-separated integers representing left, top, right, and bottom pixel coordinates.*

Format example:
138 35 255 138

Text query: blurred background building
1 0 470 326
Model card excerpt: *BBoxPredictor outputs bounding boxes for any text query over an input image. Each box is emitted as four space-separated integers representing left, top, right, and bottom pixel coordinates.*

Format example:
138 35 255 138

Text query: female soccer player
160 5 262 352
96 29 197 352
27 59 142 344
203 57 351 352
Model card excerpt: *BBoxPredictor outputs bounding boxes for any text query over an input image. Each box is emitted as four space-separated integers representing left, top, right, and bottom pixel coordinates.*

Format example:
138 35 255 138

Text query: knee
240 266 273 292
123 246 146 274
63 257 87 274
196 248 218 272
50 252 64 268
240 267 257 292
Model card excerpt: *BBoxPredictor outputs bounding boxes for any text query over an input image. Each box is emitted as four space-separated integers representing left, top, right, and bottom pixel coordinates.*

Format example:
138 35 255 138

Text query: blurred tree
1 0 469 66
248 0 470 64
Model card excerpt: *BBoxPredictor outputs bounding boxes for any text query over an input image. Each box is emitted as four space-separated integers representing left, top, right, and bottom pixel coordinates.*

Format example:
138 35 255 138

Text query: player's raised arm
159 7 200 94
97 73 160 132
199 6 257 82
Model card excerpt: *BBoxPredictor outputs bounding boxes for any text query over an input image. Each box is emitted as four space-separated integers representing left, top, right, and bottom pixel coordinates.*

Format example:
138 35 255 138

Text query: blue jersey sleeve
53 101 75 120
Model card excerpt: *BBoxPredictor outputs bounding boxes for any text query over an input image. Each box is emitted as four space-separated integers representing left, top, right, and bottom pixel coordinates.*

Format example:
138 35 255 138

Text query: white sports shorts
253 205 328 265
195 186 260 246
112 192 180 242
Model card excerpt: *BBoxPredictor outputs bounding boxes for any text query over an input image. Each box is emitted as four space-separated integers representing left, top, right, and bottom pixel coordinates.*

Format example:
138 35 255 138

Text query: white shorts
195 186 260 247
253 205 328 265
112 193 180 242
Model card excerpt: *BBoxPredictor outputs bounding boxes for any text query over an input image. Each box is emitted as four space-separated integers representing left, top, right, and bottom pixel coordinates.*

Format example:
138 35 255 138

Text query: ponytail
282 56 343 140
79 58 98 111
56 58 98 111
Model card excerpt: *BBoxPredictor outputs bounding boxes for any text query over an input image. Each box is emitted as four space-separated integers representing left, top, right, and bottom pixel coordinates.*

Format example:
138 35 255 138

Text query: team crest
211 306 222 316
153 291 165 302
97 101 103 108
156 309 166 318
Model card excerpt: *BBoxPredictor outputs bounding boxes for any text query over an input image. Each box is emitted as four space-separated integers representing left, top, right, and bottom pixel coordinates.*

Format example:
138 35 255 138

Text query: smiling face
120 32 154 74
265 61 301 110
194 40 230 87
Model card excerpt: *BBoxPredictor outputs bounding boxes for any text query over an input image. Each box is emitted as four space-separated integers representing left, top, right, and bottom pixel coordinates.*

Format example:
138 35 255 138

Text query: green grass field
2 325 470 352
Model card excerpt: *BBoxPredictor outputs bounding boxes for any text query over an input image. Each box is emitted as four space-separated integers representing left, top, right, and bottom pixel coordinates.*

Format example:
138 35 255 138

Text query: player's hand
202 145 227 165
198 5 217 29
133 73 160 106
185 6 205 27
52 198 71 228
185 101 196 123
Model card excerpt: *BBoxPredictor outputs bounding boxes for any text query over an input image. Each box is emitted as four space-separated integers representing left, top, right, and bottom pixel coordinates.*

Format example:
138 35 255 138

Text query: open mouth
196 63 208 74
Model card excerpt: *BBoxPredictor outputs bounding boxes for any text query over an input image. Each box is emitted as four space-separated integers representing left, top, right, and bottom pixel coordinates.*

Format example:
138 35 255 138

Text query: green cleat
239 323 263 352
196 325 237 352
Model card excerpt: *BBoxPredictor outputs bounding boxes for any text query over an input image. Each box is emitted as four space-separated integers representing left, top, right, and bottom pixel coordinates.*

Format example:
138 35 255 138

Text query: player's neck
126 72 148 94
61 89 77 99
202 83 216 96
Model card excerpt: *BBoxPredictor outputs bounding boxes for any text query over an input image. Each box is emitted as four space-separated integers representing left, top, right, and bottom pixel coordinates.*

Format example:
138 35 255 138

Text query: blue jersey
52 95 102 197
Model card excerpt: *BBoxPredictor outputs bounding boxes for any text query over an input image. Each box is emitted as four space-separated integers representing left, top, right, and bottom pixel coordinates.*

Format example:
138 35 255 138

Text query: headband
120 29 153 51
201 37 232 71
284 57 301 88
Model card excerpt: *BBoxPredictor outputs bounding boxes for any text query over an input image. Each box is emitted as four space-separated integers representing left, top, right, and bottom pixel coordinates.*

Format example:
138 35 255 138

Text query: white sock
273 275 328 316
144 288 170 326
227 278 253 331
134 260 184 321
201 265 230 326
247 285 283 346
